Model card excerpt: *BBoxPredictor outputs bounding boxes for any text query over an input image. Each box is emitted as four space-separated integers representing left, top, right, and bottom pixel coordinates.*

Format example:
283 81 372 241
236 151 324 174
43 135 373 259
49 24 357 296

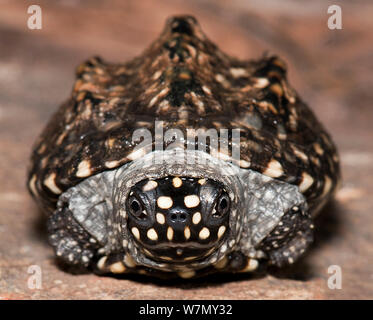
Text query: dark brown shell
27 16 340 214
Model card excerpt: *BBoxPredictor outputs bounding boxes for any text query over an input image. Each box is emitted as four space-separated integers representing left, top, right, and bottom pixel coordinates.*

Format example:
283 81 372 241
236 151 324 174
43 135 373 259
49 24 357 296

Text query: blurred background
0 0 372 299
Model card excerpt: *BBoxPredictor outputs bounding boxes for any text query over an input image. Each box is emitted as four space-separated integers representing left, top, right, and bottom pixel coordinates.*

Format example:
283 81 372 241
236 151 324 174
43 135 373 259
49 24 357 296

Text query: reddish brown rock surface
0 0 372 299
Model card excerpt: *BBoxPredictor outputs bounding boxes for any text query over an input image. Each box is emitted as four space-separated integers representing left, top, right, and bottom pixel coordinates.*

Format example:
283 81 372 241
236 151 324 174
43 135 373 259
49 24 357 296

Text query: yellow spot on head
184 226 191 240
156 213 165 224
199 227 210 240
131 227 140 240
172 177 182 188
157 196 173 209
217 225 226 238
147 228 158 241
184 195 200 208
167 227 174 241
192 212 201 224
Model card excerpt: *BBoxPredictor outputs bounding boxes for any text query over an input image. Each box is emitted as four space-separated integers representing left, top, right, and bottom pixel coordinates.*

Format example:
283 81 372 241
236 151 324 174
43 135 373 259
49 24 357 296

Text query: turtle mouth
145 242 214 249
140 242 218 263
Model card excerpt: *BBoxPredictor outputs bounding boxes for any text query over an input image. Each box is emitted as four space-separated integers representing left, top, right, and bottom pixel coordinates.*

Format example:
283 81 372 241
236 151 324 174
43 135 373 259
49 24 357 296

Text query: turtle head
125 176 230 263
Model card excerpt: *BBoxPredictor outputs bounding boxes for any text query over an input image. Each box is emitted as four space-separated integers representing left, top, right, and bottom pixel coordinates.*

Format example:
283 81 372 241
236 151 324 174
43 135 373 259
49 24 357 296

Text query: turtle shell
27 16 340 215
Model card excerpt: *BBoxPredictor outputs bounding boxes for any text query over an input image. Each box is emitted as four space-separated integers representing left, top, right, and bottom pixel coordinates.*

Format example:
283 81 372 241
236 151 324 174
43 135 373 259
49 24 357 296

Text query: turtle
27 15 340 279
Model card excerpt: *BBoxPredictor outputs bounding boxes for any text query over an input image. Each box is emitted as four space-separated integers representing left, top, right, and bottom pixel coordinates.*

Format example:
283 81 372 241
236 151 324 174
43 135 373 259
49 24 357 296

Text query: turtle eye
213 193 230 217
128 196 147 219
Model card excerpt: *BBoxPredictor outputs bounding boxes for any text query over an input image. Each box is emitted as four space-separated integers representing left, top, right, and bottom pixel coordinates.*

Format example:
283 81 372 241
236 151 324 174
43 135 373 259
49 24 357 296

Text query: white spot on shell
131 227 140 240
157 196 173 209
215 73 226 83
149 95 158 107
147 228 158 241
127 147 146 161
322 175 332 197
156 213 165 224
198 178 206 185
29 174 38 196
253 77 270 88
313 143 324 155
76 160 91 178
152 70 162 80
230 68 248 78
239 159 251 168
192 212 201 224
263 159 283 178
143 180 158 192
299 172 314 192
202 86 212 95
44 173 62 194
172 177 182 188
293 147 308 161
184 195 200 208
105 160 120 168
199 227 210 240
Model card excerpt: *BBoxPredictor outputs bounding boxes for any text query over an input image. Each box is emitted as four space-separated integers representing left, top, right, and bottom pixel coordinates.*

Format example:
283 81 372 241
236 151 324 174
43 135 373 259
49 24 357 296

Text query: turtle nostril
169 212 188 225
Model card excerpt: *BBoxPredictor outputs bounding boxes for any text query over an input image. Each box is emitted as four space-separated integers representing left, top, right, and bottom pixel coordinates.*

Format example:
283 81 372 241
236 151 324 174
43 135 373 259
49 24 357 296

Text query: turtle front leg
257 206 314 267
47 204 100 268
